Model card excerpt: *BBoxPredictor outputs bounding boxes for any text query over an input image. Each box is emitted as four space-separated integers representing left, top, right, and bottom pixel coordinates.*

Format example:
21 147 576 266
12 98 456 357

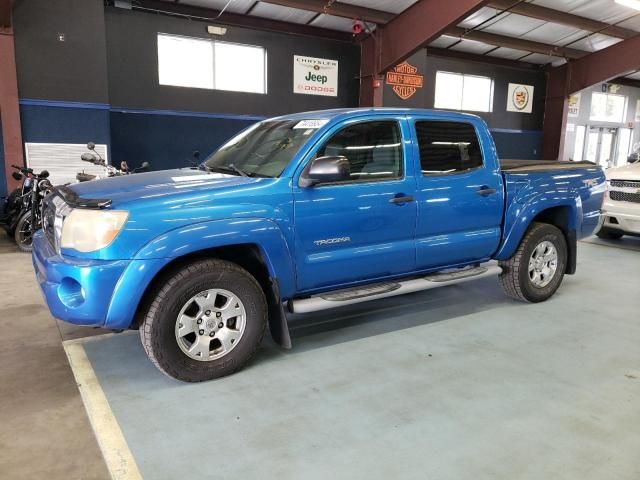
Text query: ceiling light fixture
615 0 640 11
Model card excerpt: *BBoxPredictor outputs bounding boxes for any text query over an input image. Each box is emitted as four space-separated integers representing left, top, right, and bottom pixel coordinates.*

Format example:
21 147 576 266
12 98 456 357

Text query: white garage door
24 143 110 186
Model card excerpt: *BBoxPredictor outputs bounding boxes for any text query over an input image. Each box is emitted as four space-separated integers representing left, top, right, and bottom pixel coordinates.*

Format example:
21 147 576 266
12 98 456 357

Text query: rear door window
415 121 483 175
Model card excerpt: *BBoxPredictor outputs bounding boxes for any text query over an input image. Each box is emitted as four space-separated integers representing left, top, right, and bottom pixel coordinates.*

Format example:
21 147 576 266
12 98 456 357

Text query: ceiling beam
445 26 588 60
427 46 542 71
562 34 640 93
136 0 353 42
611 76 640 89
360 0 489 106
488 0 638 40
362 0 490 77
257 0 394 25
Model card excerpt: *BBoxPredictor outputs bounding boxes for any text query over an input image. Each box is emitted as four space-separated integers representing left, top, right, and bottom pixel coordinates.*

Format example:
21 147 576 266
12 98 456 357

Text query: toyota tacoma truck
596 160 640 239
32 108 606 382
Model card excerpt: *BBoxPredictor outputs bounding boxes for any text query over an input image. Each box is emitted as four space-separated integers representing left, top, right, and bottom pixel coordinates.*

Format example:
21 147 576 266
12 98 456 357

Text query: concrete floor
0 231 639 479
0 231 110 479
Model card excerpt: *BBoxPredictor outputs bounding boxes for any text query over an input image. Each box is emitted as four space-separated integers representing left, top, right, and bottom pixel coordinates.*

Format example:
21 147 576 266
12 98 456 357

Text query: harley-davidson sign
385 62 424 100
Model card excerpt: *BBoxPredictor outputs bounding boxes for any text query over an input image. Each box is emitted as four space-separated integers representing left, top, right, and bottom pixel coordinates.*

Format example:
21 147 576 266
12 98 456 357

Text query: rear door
410 117 504 270
293 116 417 291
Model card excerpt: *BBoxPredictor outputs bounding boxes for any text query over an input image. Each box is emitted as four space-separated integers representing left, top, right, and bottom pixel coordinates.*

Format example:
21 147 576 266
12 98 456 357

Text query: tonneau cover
501 159 598 173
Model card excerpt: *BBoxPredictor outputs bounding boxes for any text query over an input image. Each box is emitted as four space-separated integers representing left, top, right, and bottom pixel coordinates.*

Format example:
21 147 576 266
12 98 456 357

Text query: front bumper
599 198 640 235
32 231 130 326
32 231 168 329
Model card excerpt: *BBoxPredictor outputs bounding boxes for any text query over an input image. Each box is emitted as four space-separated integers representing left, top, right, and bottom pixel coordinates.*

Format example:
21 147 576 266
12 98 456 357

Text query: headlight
60 209 128 252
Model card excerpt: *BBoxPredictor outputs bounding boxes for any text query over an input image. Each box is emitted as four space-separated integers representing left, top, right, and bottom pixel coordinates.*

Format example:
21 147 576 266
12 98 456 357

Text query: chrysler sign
294 55 338 97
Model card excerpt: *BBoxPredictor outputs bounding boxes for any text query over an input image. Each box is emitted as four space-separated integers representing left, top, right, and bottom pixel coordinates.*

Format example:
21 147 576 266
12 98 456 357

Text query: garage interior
1 0 639 479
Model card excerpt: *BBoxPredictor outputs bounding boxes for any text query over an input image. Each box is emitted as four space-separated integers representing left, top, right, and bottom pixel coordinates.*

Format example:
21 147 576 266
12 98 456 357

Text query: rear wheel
596 227 624 240
139 259 267 382
499 222 567 303
14 211 34 253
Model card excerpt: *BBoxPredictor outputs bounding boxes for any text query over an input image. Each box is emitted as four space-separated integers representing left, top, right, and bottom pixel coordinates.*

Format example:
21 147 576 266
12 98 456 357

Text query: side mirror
301 156 351 187
40 170 50 179
87 142 96 151
12 171 23 181
193 150 200 160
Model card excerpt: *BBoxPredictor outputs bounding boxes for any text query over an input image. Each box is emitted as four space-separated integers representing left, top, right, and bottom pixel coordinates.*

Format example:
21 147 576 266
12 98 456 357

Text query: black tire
139 259 268 382
596 227 624 240
499 222 567 303
14 211 34 253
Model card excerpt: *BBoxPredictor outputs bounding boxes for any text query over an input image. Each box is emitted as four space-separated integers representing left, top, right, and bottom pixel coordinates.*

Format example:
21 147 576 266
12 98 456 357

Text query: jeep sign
293 55 338 97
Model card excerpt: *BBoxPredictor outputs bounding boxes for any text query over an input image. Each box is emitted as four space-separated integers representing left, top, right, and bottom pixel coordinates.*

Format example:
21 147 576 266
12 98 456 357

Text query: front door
293 118 417 292
410 118 504 270
585 126 618 168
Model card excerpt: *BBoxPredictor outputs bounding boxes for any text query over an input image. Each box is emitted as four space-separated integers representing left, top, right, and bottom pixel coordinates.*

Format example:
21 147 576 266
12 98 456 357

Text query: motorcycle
76 142 150 182
0 164 51 252
13 168 52 253
1 165 38 238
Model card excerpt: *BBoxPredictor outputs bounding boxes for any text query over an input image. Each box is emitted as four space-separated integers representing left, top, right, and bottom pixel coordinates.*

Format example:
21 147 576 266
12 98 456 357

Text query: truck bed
500 159 597 173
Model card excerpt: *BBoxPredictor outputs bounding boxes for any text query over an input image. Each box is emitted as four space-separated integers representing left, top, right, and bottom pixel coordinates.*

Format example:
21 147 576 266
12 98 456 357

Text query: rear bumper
599 199 640 235
32 231 168 329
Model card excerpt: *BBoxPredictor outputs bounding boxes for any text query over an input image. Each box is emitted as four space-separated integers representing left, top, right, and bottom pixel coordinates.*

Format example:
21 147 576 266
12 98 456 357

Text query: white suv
597 162 640 239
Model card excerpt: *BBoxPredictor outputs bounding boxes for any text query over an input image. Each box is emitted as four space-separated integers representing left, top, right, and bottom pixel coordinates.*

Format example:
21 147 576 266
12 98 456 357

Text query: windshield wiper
227 163 248 177
204 164 249 177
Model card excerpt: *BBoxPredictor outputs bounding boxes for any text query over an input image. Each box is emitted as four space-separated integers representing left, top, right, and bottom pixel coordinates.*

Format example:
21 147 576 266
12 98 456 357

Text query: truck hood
605 163 640 181
65 168 264 207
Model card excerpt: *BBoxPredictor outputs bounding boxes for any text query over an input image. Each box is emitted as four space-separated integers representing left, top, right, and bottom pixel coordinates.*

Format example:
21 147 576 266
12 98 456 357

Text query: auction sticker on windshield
293 119 329 129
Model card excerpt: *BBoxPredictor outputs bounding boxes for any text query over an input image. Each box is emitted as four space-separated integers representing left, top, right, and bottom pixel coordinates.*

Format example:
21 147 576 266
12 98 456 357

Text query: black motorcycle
1 165 37 238
13 168 52 253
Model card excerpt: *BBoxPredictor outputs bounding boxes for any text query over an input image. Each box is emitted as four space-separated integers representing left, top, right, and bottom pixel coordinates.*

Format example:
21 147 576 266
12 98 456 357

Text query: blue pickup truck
33 108 605 382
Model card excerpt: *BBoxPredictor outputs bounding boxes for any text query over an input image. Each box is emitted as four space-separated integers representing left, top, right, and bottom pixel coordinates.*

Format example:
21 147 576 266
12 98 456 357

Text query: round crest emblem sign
512 85 530 111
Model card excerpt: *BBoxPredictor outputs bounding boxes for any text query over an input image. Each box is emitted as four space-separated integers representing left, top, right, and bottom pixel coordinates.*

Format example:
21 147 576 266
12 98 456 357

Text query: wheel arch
130 243 292 348
497 203 578 274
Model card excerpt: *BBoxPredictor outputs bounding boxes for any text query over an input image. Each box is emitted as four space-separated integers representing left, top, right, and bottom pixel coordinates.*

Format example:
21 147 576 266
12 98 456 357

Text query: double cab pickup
33 108 606 382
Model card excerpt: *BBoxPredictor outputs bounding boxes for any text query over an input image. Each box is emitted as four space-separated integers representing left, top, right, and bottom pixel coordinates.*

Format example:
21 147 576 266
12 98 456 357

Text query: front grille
610 191 640 203
610 179 640 189
42 197 56 247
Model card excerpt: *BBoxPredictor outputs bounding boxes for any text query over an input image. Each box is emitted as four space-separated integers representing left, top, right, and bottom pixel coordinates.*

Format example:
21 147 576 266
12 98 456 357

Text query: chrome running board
289 264 502 314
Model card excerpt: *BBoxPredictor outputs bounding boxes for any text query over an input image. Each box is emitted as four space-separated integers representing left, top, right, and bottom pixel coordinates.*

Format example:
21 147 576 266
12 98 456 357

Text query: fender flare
105 218 296 340
495 192 581 263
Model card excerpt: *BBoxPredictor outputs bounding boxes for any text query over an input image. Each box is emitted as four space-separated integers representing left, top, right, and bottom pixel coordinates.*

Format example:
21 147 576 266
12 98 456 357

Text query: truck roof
271 108 483 123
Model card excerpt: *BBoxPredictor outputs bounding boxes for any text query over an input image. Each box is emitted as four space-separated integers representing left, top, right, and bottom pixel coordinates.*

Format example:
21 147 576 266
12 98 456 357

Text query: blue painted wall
19 102 111 145
18 100 260 173
16 100 545 180
109 110 259 171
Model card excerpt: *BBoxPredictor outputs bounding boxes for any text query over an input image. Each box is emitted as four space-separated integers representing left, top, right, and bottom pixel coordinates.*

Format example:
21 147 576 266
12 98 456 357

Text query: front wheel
499 222 567 303
14 211 34 253
139 259 268 382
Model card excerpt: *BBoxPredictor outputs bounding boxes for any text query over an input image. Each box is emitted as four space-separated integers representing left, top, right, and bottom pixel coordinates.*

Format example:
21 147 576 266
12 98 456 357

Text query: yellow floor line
63 340 143 480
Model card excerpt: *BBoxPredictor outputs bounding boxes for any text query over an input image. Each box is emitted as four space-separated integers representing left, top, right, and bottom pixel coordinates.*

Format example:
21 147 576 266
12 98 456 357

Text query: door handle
477 186 497 196
389 195 415 204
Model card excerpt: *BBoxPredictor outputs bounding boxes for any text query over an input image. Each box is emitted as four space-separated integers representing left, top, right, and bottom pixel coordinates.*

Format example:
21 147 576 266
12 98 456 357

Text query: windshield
203 120 320 177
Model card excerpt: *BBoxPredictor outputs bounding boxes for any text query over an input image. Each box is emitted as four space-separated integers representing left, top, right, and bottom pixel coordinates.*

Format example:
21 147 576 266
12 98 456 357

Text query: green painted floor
81 240 640 480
